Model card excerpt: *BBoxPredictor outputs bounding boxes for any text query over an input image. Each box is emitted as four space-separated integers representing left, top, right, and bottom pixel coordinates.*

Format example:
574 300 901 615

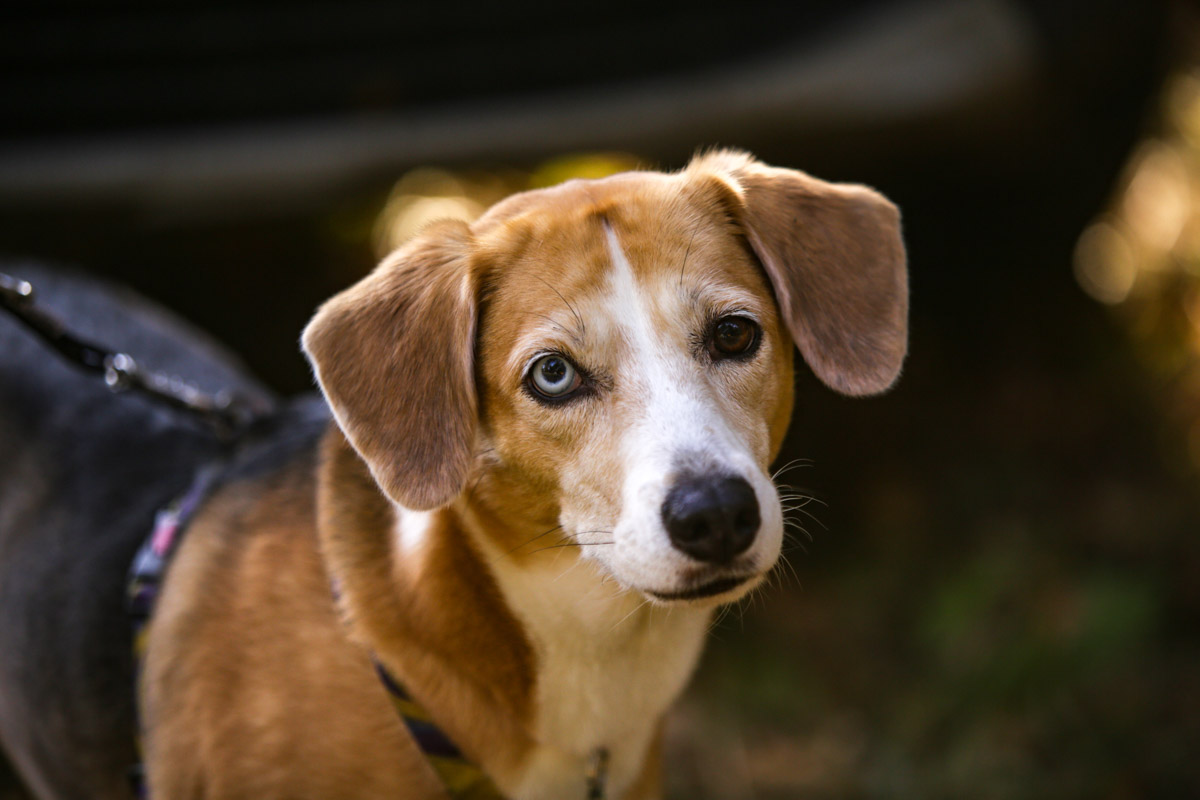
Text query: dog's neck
457 490 712 799
317 428 711 799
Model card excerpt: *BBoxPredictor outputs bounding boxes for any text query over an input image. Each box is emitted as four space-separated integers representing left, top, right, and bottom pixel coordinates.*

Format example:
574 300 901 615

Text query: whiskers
775 478 823 587
779 490 826 541
495 523 614 563
610 594 653 633
773 456 826 547
709 460 824 633
525 532 615 557
771 457 814 482
496 522 564 560
707 601 739 636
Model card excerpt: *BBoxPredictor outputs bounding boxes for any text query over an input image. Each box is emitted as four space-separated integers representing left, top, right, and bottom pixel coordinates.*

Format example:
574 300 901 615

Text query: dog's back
0 264 273 798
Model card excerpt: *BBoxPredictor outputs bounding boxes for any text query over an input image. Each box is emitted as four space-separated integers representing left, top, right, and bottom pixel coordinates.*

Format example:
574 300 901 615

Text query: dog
0 150 907 800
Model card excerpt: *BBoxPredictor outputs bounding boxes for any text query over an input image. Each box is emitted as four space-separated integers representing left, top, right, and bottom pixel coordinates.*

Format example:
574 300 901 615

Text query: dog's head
303 150 907 605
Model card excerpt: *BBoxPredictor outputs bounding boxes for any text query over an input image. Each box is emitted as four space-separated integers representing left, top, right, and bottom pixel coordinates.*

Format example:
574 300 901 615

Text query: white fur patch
586 224 784 596
473 532 710 800
394 506 434 557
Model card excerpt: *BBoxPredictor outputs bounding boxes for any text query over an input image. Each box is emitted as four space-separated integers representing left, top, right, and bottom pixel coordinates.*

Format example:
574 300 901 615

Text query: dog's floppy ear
302 219 476 510
690 150 908 396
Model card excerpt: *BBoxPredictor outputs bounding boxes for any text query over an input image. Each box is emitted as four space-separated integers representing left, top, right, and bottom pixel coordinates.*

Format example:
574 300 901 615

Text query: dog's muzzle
660 473 760 564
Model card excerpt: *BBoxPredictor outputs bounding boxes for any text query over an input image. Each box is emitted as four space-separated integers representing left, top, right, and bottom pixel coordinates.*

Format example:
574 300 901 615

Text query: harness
123 464 511 799
125 462 225 797
3 271 610 800
374 663 507 800
0 271 260 442
375 660 609 799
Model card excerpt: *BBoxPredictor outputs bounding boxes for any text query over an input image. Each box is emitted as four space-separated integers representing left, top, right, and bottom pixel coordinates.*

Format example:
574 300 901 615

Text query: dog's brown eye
528 354 582 400
709 316 760 359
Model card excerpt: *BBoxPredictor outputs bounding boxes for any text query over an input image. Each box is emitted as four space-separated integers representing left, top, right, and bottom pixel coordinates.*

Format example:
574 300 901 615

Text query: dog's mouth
645 573 755 602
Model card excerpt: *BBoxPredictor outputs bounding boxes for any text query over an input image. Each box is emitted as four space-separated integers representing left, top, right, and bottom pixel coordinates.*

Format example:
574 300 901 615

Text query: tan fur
142 454 448 799
689 149 908 396
143 151 907 799
318 430 538 784
302 219 477 511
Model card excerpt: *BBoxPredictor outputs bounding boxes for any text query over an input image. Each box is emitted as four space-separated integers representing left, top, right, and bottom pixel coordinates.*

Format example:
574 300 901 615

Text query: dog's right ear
689 150 908 397
302 219 476 511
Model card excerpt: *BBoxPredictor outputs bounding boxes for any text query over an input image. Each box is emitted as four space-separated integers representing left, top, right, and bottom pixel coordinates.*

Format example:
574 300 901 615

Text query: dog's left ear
302 219 477 510
690 150 908 396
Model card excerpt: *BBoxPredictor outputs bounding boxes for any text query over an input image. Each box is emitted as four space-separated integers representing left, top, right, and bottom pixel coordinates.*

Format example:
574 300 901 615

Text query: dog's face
470 174 795 603
303 151 907 607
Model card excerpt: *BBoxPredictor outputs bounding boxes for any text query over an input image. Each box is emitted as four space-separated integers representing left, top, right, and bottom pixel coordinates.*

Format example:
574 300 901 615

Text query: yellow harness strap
375 663 508 799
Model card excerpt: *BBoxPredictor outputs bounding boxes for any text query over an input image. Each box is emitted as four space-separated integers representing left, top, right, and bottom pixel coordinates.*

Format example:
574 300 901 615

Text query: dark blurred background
4 1 1199 797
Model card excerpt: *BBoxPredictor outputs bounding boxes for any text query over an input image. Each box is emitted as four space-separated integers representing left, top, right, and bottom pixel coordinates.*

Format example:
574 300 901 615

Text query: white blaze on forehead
589 220 783 593
602 221 664 361
601 221 718 456
603 223 722 505
600 221 726 447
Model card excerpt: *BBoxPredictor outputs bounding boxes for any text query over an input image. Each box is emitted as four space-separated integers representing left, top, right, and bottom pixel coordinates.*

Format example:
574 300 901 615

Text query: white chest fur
478 541 711 800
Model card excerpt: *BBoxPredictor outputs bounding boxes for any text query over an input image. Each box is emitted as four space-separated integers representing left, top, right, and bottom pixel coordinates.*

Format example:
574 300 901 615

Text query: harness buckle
0 273 33 305
585 747 610 800
104 353 137 392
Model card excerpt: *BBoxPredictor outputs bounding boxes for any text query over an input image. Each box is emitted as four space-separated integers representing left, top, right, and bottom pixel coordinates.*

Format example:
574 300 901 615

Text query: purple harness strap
125 462 225 797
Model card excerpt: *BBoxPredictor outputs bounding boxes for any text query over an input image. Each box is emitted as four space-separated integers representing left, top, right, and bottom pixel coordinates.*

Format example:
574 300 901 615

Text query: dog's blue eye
528 355 581 399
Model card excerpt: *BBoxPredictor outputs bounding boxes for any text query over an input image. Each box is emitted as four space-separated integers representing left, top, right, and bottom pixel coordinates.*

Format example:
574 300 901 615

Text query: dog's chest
490 556 710 799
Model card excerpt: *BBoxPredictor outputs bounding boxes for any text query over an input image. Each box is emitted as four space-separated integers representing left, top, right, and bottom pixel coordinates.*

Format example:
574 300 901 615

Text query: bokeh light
1076 65 1200 475
371 152 640 259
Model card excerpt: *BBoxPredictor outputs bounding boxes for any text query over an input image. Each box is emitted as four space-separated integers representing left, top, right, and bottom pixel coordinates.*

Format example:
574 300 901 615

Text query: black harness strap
0 271 265 441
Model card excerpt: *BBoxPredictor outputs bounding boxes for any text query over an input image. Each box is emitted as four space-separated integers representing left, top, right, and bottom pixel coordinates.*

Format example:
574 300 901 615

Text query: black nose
661 474 760 564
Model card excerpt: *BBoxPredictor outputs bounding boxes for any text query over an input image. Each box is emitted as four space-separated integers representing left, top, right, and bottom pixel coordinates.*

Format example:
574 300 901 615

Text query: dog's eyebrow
504 316 588 378
678 226 700 290
524 311 585 348
690 283 770 319
534 275 586 339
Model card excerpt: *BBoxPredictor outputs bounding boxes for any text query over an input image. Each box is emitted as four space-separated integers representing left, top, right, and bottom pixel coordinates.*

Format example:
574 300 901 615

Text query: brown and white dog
0 150 906 800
